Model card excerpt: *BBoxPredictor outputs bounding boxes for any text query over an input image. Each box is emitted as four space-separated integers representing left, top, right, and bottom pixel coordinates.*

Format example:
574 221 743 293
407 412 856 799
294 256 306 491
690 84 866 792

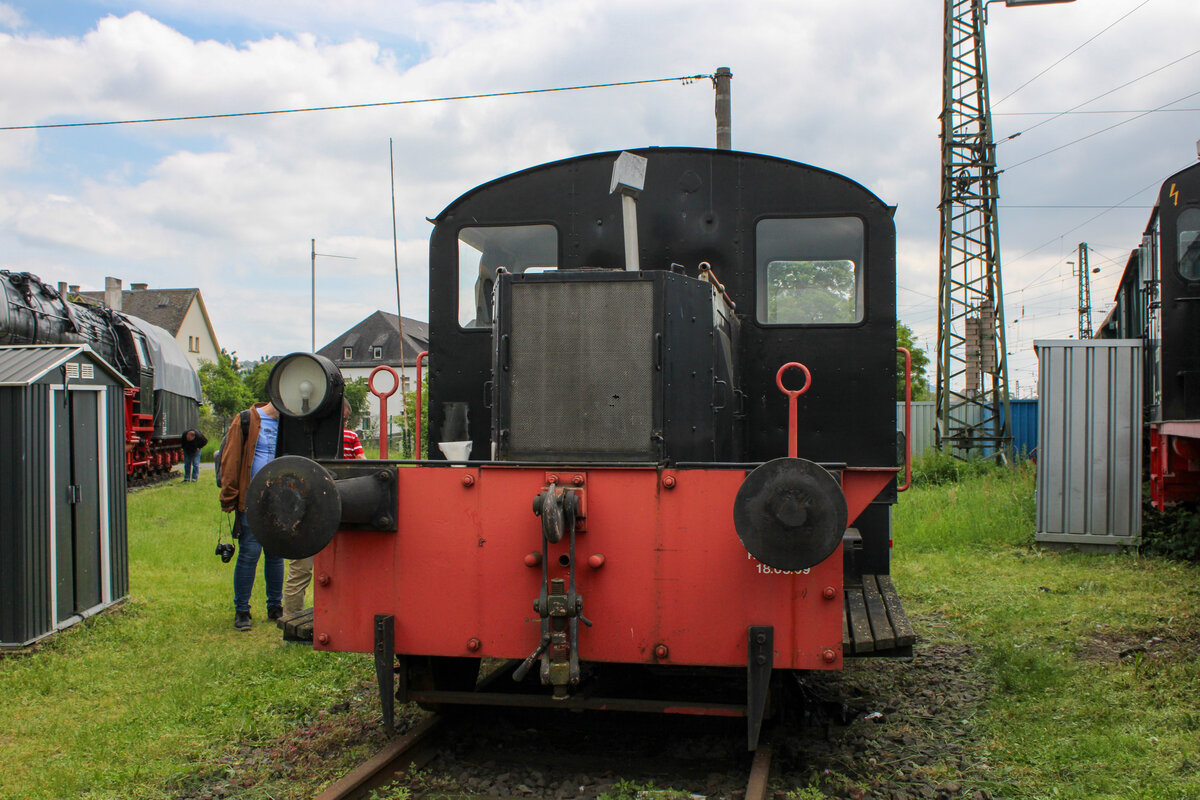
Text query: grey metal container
1034 340 1142 550
0 345 130 648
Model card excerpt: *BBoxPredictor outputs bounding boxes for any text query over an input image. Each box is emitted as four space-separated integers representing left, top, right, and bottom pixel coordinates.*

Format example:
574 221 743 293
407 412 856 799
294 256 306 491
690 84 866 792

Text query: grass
0 478 375 800
893 464 1200 799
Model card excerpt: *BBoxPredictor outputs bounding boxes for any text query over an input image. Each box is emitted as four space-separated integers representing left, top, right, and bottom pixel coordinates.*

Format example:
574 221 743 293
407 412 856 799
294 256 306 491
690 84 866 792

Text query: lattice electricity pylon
1076 242 1093 338
936 0 1013 460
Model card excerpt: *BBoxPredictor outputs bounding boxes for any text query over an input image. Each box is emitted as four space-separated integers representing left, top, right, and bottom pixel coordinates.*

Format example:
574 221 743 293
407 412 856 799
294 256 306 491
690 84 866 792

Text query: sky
0 0 1197 396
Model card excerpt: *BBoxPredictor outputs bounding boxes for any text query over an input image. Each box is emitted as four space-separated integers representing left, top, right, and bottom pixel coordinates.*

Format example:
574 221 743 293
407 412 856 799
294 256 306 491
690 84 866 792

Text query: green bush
910 448 1008 486
1141 500 1200 562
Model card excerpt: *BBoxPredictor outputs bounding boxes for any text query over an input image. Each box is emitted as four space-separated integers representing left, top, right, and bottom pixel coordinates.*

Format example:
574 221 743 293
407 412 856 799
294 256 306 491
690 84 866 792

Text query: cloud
0 3 23 31
0 0 1195 381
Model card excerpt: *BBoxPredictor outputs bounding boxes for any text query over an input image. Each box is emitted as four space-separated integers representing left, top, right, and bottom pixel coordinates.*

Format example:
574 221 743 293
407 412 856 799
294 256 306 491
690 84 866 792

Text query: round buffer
733 457 847 571
245 455 343 559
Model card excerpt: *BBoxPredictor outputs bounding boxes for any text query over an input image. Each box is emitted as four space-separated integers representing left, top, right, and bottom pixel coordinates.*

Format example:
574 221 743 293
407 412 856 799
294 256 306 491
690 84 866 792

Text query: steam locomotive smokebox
492 270 739 462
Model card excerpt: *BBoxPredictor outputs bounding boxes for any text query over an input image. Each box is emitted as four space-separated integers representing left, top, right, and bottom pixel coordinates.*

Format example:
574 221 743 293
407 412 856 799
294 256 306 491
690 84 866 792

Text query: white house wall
177 301 220 371
341 366 421 435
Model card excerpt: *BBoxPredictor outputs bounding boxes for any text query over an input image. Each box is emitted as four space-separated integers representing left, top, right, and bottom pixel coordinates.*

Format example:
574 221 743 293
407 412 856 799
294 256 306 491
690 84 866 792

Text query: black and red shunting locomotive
249 147 914 749
0 270 201 477
1098 159 1200 510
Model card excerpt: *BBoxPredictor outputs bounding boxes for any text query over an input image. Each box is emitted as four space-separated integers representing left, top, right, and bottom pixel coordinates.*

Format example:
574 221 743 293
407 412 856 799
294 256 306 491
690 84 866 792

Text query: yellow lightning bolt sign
1171 183 1180 206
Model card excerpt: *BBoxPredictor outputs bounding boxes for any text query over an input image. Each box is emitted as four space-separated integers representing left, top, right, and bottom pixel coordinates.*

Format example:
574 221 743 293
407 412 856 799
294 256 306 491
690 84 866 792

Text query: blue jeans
184 449 201 481
233 512 283 613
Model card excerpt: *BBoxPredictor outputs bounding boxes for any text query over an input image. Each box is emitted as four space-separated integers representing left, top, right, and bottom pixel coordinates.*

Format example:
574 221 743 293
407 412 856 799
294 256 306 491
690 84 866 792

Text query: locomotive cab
248 148 914 749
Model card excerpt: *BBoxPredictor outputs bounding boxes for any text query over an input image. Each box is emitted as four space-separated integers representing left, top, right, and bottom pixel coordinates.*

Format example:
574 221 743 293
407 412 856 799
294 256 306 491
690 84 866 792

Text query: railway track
314 711 776 800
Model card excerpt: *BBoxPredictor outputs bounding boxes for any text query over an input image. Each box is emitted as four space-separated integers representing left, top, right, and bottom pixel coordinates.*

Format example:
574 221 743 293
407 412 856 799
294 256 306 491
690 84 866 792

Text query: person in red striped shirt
282 399 366 618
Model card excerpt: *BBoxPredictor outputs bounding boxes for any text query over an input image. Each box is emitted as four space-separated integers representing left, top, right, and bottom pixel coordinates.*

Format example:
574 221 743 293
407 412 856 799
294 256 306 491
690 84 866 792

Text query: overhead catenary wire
0 74 711 132
996 107 1200 116
992 0 1152 109
1003 88 1200 170
1008 177 1164 286
998 50 1200 145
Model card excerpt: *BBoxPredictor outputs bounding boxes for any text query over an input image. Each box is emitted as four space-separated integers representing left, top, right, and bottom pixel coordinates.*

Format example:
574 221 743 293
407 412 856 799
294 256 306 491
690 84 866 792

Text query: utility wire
999 48 1200 144
1010 178 1163 292
1004 88 1200 170
996 107 1200 116
993 0 1152 109
0 74 710 132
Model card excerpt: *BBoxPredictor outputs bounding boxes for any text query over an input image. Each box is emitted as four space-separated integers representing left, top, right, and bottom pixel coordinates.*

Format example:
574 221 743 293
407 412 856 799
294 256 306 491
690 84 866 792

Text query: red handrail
415 351 428 460
775 362 812 459
896 346 912 491
368 365 400 459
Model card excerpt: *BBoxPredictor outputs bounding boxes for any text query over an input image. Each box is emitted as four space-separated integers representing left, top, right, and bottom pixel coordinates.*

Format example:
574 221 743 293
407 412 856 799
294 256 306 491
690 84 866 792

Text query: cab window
1178 207 1200 281
756 217 864 325
458 225 558 327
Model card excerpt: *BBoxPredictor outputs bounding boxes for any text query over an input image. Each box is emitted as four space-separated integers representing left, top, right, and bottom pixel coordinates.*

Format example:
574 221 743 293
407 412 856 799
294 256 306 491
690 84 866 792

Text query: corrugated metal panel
897 401 937 458
1034 340 1142 549
896 398 1039 462
105 385 129 600
0 383 52 646
0 345 75 385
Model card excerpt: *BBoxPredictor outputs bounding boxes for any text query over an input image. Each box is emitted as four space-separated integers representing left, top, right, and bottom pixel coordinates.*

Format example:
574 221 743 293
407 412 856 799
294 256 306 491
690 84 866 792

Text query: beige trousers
282 556 313 615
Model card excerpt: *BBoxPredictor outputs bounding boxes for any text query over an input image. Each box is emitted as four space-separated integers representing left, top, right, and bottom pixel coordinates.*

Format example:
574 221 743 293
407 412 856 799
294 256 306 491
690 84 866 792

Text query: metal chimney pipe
714 67 732 150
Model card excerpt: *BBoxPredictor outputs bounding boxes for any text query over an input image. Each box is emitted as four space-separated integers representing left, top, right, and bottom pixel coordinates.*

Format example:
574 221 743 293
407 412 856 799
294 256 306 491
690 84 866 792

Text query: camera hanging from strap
215 515 237 564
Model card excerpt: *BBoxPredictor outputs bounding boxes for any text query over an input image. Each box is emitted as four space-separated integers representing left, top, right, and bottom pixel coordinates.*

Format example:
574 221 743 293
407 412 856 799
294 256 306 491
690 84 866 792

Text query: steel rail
745 737 774 800
313 714 442 800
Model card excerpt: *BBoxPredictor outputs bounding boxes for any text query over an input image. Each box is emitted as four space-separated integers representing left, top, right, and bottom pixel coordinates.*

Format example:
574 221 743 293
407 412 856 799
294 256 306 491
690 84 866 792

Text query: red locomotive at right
249 147 914 749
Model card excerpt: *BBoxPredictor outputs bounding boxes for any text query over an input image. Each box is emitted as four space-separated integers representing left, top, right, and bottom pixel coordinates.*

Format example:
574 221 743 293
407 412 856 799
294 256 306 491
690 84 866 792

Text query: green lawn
893 465 1200 799
1 466 1198 799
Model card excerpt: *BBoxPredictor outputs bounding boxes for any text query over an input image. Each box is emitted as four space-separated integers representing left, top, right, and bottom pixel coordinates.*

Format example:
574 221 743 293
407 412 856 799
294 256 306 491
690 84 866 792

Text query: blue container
1007 399 1039 461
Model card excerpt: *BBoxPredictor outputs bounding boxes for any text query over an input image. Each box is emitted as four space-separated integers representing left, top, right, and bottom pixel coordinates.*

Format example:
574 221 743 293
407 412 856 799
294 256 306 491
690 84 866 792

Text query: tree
897 323 931 400
766 260 857 324
397 377 429 459
243 360 273 404
198 349 254 424
343 377 368 426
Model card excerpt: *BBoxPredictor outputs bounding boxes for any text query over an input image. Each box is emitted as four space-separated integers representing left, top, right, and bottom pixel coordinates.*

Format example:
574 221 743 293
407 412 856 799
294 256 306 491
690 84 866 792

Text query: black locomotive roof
432 147 893 223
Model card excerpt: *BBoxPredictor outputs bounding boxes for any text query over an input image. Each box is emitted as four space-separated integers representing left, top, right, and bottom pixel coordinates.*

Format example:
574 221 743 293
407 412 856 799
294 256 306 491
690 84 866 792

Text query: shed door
53 389 104 622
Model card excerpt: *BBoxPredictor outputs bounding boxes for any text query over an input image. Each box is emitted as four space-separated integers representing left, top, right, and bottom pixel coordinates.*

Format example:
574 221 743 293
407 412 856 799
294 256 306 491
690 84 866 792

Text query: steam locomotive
0 270 202 477
1097 160 1200 510
248 147 914 749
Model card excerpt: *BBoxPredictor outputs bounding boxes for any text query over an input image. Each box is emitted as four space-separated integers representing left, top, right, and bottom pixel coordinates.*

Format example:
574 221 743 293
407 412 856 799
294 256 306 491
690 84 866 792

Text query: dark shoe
267 606 283 621
234 611 252 630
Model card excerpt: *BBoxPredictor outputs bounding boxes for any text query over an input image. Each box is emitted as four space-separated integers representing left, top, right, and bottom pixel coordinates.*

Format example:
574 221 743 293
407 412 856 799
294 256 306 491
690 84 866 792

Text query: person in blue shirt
217 401 283 631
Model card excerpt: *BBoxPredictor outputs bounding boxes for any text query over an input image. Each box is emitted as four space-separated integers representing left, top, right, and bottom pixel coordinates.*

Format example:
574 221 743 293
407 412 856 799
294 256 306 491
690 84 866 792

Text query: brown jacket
219 403 274 513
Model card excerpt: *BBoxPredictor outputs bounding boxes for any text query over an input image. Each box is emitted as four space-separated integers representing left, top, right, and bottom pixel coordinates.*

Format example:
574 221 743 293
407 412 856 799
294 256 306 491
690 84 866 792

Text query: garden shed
0 345 131 648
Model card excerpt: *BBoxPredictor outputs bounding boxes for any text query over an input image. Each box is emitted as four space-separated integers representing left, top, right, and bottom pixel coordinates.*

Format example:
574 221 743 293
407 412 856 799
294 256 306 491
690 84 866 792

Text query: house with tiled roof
317 310 429 432
76 278 220 372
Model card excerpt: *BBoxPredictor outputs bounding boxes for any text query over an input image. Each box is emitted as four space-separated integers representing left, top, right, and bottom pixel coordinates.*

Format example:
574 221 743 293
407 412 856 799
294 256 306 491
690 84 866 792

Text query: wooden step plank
876 575 916 646
845 586 875 654
861 576 895 652
280 608 314 642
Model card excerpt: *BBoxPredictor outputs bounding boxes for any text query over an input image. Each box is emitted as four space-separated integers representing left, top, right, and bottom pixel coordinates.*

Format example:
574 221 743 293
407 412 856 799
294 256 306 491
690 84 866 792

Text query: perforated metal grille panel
508 280 654 458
